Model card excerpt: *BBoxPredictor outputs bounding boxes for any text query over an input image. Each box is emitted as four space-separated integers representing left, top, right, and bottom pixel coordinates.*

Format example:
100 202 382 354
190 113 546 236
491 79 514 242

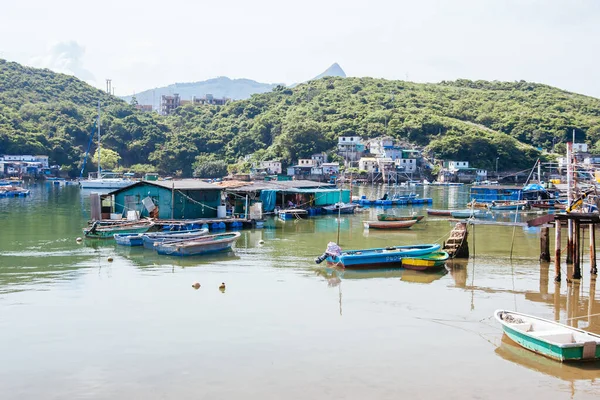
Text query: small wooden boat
322 202 358 214
83 220 155 239
495 310 600 362
278 209 308 220
142 229 209 249
155 232 241 256
323 243 441 269
426 209 452 216
451 209 484 219
363 220 417 230
377 214 424 222
488 201 529 211
401 251 450 271
531 201 567 210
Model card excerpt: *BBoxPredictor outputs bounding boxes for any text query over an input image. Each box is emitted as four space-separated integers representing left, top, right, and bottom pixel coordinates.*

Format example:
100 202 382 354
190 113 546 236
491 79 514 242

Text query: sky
1 0 599 98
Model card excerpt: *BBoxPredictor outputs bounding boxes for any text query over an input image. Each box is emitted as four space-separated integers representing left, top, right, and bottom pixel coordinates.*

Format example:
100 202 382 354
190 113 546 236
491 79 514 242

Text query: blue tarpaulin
260 190 277 212
523 183 544 192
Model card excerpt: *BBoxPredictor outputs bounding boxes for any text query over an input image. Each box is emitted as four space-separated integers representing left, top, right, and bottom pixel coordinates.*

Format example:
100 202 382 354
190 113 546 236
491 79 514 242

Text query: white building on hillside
359 157 378 173
0 155 49 168
311 153 328 166
298 159 316 167
395 158 417 173
259 161 282 174
448 161 469 171
338 136 365 162
322 162 340 175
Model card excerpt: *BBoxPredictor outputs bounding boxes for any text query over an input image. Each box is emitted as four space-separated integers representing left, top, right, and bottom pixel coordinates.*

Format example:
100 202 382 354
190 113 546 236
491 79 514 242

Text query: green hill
3 59 600 177
0 59 168 176
155 77 600 175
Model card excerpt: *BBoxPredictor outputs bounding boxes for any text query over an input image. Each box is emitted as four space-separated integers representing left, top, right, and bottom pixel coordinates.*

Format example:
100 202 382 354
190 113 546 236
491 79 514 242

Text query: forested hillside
0 59 168 175
158 77 600 175
2 58 600 177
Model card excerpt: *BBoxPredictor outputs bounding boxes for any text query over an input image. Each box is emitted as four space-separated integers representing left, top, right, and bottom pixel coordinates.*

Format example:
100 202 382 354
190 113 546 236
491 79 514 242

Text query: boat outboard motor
314 253 328 264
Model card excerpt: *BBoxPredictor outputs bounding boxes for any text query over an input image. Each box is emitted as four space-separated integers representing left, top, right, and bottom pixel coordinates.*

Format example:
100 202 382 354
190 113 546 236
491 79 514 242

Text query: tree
194 160 228 178
92 148 121 171
130 95 138 106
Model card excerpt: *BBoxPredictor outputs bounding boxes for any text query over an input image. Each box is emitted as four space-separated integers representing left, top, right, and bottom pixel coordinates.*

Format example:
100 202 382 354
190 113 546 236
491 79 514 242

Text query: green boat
83 220 155 239
495 310 600 362
377 214 424 222
401 251 449 271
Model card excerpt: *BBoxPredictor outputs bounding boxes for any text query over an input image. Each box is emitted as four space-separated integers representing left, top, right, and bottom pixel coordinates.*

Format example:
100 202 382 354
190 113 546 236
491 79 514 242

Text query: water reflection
313 266 448 283
495 335 600 382
114 246 241 269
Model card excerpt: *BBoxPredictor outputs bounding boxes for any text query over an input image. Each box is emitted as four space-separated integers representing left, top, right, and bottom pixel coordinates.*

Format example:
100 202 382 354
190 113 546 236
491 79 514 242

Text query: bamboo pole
591 223 597 275
171 181 175 219
567 220 574 264
573 221 581 279
554 222 561 282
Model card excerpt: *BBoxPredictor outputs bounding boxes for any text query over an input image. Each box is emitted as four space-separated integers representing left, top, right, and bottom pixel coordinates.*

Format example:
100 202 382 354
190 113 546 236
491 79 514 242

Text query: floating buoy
192 282 201 289
76 237 83 243
219 282 226 291
258 240 265 245
107 257 114 262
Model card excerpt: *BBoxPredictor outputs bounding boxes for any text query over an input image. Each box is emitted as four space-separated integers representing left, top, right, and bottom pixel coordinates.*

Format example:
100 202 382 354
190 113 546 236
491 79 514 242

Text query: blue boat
155 232 241 256
141 229 208 249
114 233 146 246
322 243 441 269
451 209 486 219
322 203 358 214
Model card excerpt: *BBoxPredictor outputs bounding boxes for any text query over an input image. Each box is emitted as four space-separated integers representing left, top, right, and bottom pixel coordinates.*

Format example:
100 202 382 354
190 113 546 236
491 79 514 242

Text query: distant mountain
122 77 280 109
311 62 346 80
123 63 347 109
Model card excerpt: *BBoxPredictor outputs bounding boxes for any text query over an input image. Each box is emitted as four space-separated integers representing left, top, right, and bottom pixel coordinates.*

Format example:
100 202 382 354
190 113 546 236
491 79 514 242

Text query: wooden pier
536 213 599 282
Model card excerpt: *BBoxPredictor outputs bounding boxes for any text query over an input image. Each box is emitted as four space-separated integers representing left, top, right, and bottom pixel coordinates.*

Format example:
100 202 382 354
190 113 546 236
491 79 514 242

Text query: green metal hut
105 180 222 219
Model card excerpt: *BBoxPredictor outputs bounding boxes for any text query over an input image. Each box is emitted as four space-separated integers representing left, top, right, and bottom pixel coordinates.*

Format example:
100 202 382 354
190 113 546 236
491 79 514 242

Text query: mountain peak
312 63 346 80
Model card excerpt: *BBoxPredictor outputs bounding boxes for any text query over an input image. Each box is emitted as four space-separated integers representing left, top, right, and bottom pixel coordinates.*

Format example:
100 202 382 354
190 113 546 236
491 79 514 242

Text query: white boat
495 310 600 362
79 172 134 189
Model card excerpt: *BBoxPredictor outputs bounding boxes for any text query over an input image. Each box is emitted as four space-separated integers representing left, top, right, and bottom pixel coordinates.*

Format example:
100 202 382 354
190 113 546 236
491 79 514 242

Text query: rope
564 312 600 321
175 190 218 210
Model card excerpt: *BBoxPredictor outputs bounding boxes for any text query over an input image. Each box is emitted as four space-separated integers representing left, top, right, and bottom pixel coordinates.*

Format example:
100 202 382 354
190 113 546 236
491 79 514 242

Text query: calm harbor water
0 183 599 399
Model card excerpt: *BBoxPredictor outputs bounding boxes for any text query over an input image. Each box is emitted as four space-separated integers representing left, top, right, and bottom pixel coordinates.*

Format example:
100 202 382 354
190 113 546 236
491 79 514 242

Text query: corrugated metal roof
107 179 220 195
150 180 220 190
222 179 336 193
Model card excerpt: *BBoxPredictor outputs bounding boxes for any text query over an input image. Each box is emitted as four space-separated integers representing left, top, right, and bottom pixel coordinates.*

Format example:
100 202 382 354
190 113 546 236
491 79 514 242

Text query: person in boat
287 200 295 208
380 193 388 201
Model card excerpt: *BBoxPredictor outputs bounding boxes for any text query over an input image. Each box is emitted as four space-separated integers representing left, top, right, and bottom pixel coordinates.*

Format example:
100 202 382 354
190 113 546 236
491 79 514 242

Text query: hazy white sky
1 0 599 97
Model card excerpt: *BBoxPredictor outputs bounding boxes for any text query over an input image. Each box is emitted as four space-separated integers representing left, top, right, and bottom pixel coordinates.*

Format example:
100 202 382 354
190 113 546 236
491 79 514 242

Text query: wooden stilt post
567 220 573 264
554 221 561 282
540 226 550 262
573 221 581 280
591 223 598 275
